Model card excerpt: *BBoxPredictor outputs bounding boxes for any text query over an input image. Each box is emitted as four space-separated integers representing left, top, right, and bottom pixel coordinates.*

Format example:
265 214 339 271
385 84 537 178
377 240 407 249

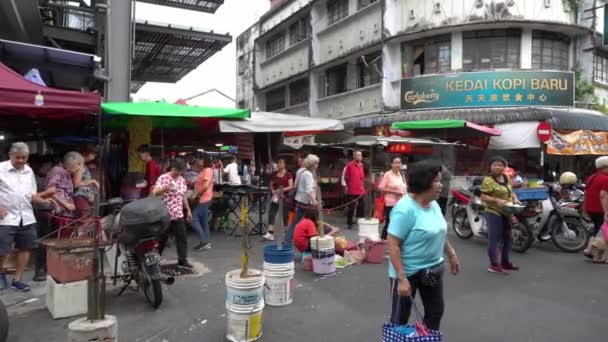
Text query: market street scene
0 1 607 342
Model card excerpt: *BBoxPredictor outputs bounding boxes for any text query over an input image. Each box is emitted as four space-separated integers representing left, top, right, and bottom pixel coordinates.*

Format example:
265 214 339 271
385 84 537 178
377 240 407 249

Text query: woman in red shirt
293 210 339 253
264 159 293 241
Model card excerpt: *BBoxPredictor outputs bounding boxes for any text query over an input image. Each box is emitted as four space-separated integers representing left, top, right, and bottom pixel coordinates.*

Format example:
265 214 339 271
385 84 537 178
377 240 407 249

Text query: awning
219 111 344 133
343 107 552 129
0 62 100 117
102 101 250 129
102 102 249 119
339 135 464 147
488 122 541 150
391 119 502 137
343 107 608 132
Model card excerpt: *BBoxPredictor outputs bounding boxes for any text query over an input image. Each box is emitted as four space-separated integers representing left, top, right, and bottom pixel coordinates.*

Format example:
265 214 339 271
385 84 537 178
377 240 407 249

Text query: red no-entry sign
537 122 552 143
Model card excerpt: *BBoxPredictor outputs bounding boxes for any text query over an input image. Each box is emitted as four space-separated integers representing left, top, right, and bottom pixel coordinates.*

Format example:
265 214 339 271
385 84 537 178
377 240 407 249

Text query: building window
462 29 521 71
358 0 378 10
266 87 286 111
238 55 246 75
325 63 348 96
266 33 285 59
289 16 311 46
328 0 349 25
289 78 309 105
358 51 383 87
595 54 608 84
532 31 570 71
412 35 451 75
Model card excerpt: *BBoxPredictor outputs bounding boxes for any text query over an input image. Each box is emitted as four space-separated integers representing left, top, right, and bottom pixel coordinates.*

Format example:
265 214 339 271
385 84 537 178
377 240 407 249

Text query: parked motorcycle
106 197 175 309
450 180 534 253
517 183 591 253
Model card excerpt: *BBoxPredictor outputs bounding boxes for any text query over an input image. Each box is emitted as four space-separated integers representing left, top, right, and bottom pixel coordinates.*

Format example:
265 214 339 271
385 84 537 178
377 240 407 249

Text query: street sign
537 122 552 143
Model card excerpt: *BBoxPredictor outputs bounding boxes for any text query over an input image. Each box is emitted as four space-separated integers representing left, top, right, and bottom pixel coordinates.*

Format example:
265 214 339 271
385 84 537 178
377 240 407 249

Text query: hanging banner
283 135 315 149
547 130 608 155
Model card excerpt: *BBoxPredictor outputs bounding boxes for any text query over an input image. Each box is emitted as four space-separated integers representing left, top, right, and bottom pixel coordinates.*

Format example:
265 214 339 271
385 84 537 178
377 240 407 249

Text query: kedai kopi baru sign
401 71 574 110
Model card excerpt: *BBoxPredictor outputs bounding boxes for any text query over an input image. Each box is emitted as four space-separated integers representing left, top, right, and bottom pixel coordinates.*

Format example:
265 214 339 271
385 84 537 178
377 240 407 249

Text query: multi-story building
237 0 608 117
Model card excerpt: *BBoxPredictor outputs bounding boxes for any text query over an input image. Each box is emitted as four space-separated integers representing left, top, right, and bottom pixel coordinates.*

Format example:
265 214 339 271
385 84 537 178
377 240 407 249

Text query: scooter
517 183 591 253
450 180 534 253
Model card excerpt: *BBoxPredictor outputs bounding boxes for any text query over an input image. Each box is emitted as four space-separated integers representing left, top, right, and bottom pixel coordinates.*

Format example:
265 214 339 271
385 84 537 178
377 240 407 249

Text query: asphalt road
5 223 606 342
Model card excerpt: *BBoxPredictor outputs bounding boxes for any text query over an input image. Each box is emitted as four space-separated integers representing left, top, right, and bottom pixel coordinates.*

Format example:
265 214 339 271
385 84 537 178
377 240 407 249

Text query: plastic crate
514 188 549 201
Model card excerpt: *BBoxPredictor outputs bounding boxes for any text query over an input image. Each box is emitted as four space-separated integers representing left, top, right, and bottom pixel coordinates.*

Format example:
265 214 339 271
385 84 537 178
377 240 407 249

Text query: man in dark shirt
137 144 160 197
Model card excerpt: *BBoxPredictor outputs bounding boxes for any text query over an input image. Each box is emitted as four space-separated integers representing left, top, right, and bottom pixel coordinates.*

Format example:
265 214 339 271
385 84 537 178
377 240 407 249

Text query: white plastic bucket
225 269 265 307
226 300 264 342
358 218 380 241
310 236 334 250
263 262 295 307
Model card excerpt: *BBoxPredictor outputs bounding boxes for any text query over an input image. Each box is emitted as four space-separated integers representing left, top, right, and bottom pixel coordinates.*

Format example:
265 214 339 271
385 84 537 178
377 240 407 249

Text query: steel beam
136 0 224 13
106 0 132 101
135 21 232 42
42 25 96 46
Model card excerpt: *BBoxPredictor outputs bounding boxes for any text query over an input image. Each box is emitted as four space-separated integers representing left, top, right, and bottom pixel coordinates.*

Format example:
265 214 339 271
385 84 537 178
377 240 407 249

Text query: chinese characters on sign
401 71 574 110
547 130 608 155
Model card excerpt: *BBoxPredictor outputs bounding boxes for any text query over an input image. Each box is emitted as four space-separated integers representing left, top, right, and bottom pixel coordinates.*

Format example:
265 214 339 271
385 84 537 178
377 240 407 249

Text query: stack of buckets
310 236 336 277
225 269 265 342
263 245 295 306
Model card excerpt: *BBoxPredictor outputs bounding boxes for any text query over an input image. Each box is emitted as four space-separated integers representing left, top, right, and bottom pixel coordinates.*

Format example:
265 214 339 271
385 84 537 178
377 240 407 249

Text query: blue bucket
264 245 294 264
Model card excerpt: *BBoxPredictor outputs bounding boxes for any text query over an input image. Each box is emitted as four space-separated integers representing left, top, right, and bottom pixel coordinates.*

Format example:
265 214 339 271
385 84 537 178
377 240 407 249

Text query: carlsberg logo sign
404 91 440 105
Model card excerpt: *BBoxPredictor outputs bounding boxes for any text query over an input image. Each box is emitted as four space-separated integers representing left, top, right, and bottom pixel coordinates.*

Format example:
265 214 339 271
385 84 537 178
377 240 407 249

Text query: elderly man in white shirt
0 142 55 292
223 156 242 186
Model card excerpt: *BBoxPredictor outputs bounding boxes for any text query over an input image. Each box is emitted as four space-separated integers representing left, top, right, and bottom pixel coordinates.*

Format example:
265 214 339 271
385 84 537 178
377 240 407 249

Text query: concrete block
45 276 87 319
68 315 118 342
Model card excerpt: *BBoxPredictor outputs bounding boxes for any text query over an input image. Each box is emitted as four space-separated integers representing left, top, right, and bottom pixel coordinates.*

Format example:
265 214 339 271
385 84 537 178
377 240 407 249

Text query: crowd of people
2 139 607 334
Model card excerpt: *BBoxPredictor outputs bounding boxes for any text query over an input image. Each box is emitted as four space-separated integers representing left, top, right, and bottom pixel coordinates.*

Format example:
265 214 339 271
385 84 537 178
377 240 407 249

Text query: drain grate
160 263 194 277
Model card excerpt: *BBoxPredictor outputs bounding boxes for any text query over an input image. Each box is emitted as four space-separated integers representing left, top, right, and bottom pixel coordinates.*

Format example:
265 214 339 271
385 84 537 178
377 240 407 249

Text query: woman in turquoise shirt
387 160 460 331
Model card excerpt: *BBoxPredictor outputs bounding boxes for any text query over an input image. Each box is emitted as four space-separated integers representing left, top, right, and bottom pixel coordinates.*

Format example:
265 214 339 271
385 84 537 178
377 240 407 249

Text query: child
293 210 339 253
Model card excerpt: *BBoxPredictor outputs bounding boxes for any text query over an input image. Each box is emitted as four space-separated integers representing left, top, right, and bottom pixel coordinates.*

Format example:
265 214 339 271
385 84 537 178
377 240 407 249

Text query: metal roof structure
132 20 232 84
137 0 225 13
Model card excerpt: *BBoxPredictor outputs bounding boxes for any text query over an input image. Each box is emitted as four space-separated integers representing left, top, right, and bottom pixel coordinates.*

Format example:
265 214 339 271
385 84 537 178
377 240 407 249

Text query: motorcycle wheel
512 220 534 253
452 207 473 239
140 264 163 309
551 217 590 253
0 299 8 342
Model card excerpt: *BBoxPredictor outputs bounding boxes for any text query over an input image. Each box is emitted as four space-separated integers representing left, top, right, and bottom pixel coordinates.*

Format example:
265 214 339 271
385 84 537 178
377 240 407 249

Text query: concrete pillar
382 42 402 110
451 31 463 71
68 315 118 342
106 0 132 101
521 28 533 69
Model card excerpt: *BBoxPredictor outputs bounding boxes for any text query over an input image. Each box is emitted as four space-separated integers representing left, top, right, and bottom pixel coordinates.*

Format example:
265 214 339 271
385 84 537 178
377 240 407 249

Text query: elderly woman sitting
45 152 85 219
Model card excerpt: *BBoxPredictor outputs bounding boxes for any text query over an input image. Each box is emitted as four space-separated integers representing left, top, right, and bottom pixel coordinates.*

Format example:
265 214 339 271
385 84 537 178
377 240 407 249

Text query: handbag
382 300 443 342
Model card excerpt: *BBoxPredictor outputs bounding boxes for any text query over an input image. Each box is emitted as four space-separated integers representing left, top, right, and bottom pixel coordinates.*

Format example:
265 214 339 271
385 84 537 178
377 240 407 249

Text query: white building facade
237 0 608 126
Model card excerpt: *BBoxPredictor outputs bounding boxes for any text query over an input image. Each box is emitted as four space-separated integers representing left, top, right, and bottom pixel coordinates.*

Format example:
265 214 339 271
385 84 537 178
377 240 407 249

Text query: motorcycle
105 197 175 309
450 180 534 253
517 183 591 253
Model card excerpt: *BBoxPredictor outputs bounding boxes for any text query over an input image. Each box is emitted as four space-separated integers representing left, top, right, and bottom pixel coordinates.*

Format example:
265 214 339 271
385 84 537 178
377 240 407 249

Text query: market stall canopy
0 62 101 117
338 135 465 147
488 122 541 150
391 120 501 136
218 111 344 133
102 101 250 128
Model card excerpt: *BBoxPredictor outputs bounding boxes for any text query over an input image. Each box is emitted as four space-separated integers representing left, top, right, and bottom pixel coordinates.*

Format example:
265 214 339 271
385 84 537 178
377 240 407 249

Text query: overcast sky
134 0 269 106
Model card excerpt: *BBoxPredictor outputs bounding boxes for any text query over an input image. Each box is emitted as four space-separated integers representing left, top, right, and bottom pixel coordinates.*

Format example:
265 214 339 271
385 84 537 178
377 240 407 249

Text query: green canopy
102 102 249 119
101 101 249 128
391 119 466 130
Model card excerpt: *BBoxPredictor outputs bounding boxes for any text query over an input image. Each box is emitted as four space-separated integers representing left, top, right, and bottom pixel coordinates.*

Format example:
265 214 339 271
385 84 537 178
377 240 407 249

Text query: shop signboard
401 71 574 110
283 135 314 149
547 130 608 155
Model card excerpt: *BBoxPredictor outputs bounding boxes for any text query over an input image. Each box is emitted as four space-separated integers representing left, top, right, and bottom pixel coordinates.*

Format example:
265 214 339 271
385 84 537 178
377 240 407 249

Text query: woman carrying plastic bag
384 160 460 340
